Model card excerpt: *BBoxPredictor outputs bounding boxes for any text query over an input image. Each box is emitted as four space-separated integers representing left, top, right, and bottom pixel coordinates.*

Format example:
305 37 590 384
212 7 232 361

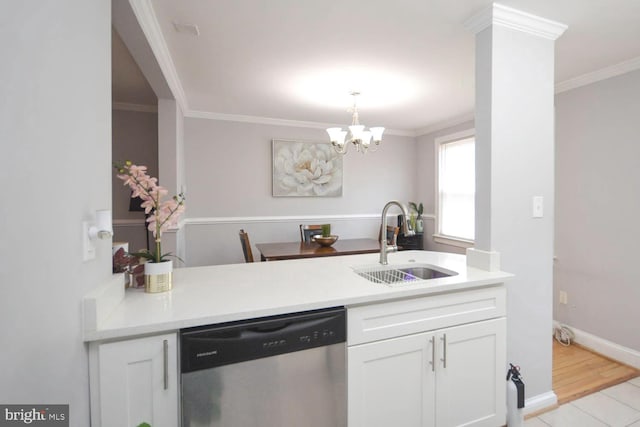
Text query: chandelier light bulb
370 127 385 143
361 131 372 147
327 127 344 144
348 125 365 142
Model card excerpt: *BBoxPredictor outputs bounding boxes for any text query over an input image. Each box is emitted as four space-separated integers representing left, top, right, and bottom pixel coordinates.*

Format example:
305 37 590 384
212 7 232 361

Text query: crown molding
555 56 640 94
184 109 416 137
198 53 638 134
186 110 331 130
464 3 567 40
112 102 158 113
415 112 475 137
186 109 475 139
129 0 188 112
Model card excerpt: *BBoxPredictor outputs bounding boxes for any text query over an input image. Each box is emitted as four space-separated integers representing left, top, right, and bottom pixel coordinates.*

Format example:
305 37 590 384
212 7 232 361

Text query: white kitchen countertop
84 250 512 342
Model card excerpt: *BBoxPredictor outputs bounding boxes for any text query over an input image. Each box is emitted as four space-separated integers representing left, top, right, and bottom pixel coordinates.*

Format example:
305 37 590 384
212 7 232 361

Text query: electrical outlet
559 290 568 305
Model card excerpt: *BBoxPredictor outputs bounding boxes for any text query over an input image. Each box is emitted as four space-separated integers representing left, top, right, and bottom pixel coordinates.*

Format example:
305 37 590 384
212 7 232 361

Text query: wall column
465 3 566 412
158 98 186 264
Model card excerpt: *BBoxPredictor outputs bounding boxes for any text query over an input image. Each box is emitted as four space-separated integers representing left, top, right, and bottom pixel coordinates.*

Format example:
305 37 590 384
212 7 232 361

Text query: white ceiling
113 0 640 134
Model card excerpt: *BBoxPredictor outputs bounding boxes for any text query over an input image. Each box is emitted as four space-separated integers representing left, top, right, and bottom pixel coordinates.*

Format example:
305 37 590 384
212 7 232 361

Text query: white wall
0 1 111 424
156 99 187 263
554 69 640 352
474 20 559 405
183 118 417 265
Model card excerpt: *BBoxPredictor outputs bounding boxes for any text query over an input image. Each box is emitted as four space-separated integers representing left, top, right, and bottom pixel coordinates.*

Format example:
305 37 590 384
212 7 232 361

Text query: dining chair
299 224 328 243
378 225 400 246
239 229 254 263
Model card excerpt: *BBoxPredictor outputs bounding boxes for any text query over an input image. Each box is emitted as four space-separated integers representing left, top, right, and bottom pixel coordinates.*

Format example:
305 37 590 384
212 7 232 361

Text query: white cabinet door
435 318 506 427
348 318 506 427
348 332 436 427
91 333 178 427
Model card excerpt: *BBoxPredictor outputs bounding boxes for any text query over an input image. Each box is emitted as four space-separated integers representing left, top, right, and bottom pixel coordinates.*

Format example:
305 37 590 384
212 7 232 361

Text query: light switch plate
532 196 544 218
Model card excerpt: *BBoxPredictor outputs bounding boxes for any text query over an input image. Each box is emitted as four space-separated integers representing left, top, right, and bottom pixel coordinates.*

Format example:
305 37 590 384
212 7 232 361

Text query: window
435 130 475 247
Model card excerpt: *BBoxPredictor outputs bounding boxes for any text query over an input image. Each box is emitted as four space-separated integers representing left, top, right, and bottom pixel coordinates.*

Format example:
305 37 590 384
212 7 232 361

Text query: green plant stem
155 239 161 263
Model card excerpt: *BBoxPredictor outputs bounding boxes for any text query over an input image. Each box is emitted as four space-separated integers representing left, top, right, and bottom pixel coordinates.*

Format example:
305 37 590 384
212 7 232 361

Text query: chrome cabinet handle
440 334 447 368
163 339 169 390
429 336 435 372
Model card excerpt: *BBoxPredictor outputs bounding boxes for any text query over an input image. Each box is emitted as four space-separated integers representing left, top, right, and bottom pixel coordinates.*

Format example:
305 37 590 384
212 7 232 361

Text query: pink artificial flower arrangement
115 161 186 263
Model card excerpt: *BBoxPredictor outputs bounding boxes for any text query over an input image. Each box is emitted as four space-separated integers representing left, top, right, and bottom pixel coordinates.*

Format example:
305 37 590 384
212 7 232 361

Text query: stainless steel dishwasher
180 306 346 427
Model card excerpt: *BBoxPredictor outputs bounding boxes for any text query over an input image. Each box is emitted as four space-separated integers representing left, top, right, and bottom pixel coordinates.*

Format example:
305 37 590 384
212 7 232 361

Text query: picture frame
272 139 343 197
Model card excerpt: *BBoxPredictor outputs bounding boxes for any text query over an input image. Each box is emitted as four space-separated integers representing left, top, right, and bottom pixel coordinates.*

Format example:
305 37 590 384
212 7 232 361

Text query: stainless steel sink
354 264 458 286
396 266 454 280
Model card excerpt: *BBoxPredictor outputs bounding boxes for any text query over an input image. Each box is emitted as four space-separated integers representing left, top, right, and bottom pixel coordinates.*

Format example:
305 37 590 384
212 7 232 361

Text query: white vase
144 260 173 293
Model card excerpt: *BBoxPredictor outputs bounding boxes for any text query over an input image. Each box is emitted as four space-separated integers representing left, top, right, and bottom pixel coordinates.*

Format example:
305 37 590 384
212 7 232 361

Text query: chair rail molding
112 102 158 113
185 214 383 225
113 219 145 227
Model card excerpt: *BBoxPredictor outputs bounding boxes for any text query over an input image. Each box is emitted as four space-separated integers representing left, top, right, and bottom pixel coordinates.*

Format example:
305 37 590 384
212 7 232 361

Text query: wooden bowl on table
313 235 339 247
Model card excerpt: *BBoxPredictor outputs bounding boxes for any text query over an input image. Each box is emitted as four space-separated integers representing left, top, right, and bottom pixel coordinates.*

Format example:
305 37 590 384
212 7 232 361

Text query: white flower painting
272 140 343 197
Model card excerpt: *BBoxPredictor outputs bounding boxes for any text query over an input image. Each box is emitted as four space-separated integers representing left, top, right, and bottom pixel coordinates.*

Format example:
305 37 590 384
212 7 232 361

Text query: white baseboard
554 321 640 369
524 391 558 416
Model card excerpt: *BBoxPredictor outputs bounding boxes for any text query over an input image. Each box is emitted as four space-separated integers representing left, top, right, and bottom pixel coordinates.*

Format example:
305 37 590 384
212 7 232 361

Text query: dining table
255 238 382 261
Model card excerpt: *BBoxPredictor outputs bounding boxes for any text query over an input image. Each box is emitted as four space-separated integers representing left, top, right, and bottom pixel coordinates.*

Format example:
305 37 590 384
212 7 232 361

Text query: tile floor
525 376 640 426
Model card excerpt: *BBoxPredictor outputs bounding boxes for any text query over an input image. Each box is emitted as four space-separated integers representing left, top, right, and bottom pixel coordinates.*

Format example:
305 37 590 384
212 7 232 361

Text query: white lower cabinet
348 286 507 427
88 333 178 427
434 319 506 427
349 331 435 426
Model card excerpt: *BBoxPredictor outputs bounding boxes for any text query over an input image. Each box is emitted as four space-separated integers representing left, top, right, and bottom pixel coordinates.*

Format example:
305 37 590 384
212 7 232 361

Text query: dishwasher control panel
299 328 338 343
180 306 346 372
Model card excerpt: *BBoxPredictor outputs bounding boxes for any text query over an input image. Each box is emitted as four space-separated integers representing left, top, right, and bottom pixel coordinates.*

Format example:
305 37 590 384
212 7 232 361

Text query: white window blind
438 136 475 241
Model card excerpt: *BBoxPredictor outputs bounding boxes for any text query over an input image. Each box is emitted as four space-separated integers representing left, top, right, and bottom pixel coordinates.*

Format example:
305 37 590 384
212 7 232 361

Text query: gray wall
183 118 417 265
112 108 158 252
554 69 640 351
0 1 111 424
416 120 475 255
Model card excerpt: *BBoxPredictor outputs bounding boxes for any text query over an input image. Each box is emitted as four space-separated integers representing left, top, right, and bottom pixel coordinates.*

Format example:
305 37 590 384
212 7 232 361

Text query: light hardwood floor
553 339 640 405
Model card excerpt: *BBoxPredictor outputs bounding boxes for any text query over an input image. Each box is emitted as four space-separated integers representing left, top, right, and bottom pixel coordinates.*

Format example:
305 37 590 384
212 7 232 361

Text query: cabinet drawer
348 285 506 345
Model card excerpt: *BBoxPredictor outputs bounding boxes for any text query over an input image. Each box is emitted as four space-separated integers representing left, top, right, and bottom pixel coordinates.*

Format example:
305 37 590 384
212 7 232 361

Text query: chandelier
326 92 384 154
